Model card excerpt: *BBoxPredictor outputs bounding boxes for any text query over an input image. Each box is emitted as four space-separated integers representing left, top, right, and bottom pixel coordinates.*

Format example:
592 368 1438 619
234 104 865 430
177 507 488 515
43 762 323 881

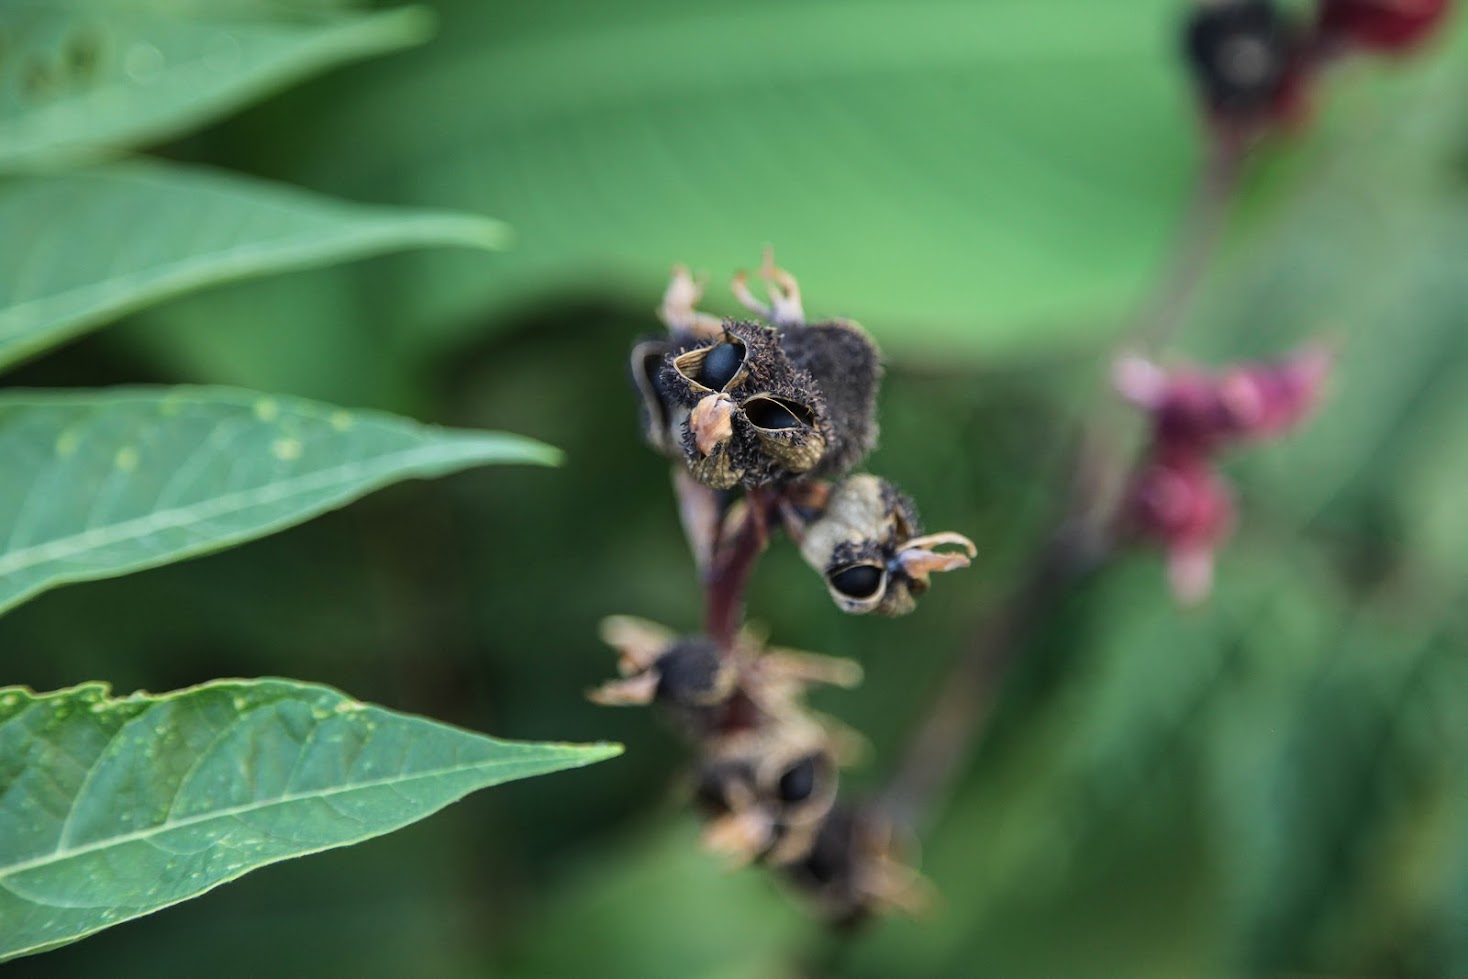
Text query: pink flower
1114 345 1331 452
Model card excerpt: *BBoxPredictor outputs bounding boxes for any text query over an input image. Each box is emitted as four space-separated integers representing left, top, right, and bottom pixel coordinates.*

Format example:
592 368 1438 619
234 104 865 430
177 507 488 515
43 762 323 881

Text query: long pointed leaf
0 161 508 371
0 3 434 171
0 386 559 616
0 678 620 960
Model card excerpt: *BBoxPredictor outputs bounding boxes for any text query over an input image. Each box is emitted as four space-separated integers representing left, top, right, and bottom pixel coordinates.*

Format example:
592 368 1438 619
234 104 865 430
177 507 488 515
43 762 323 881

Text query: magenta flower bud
1214 344 1332 440
1125 451 1235 605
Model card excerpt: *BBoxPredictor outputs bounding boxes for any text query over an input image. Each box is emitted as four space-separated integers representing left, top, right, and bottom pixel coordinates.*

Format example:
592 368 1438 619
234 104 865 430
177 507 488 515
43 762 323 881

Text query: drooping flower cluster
1114 345 1331 603
590 617 929 924
1183 0 1453 135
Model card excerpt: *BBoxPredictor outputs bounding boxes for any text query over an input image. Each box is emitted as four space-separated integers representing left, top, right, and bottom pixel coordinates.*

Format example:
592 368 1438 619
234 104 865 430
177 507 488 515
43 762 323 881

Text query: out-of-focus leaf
279 0 1196 361
0 678 621 961
502 821 806 979
0 2 433 171
0 386 558 616
0 160 508 372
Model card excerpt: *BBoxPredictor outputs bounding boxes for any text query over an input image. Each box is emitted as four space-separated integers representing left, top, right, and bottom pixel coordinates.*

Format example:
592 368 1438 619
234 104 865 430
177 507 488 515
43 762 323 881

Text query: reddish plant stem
704 489 773 648
1136 132 1246 352
880 134 1247 832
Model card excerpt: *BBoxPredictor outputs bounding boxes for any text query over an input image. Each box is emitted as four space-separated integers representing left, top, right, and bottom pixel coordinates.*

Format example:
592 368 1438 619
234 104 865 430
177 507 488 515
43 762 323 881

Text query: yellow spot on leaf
329 411 353 432
115 446 139 472
55 430 80 457
254 398 279 423
272 438 303 462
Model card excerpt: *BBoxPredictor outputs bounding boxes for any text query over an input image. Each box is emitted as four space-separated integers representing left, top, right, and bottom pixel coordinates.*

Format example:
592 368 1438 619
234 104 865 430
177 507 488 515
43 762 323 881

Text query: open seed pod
696 718 843 868
659 321 832 490
590 617 863 735
780 803 933 927
733 250 884 480
588 616 736 712
629 339 687 457
783 474 976 616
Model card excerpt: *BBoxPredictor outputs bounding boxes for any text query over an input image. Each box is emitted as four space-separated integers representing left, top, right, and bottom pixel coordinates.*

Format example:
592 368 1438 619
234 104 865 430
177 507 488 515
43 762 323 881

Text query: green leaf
278 0 1196 361
0 678 621 960
0 160 508 372
0 2 434 171
0 386 559 616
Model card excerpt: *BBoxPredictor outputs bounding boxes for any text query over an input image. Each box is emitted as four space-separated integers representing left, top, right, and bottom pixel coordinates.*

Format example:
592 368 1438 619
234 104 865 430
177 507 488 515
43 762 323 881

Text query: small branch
877 453 1112 830
1133 133 1246 352
879 133 1249 832
704 489 772 648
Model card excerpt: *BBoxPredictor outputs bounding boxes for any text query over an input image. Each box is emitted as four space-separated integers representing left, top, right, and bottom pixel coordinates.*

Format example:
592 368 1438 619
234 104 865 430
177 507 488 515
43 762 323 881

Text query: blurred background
5 1 1468 976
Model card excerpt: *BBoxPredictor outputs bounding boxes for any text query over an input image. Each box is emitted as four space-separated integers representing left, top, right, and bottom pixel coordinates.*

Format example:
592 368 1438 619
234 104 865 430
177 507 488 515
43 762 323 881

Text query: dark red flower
1318 0 1452 53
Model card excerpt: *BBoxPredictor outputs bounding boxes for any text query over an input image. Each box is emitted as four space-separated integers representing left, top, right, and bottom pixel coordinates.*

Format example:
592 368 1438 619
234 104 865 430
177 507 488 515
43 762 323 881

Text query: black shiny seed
829 564 883 599
745 398 810 430
697 342 743 390
777 754 822 804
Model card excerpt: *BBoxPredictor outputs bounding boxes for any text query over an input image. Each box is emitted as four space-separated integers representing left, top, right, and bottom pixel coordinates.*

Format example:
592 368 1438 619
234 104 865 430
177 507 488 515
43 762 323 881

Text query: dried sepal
672 468 728 575
732 247 806 328
589 619 736 711
658 264 724 340
780 804 934 926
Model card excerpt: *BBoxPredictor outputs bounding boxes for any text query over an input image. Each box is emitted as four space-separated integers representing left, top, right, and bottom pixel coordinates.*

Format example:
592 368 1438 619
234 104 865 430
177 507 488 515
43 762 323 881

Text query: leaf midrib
0 753 562 882
0 441 491 580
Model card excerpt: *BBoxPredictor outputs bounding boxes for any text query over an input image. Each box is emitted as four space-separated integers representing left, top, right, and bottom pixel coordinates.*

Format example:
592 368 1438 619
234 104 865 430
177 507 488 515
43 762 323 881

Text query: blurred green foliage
3 0 1468 976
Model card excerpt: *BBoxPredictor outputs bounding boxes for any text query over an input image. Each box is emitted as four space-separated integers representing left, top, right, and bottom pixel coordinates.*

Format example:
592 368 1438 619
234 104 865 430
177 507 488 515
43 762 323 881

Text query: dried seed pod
590 617 863 732
784 474 976 616
777 319 882 478
1183 0 1304 128
589 617 736 711
698 718 843 866
780 804 932 927
660 320 831 490
735 250 884 479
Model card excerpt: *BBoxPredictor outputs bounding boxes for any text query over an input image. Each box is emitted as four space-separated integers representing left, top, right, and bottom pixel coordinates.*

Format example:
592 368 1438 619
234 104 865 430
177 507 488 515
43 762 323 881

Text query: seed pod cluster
631 254 974 617
782 475 977 617
634 260 880 491
589 616 927 920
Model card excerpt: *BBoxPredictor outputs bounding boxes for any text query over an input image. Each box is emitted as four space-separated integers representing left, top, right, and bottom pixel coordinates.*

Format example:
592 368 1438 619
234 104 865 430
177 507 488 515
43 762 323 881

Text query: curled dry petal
690 394 737 456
